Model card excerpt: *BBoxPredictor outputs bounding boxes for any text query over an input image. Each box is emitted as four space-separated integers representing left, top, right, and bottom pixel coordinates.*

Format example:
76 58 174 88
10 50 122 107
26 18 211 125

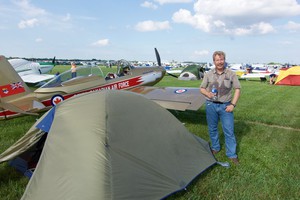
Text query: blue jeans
205 100 237 158
72 72 77 78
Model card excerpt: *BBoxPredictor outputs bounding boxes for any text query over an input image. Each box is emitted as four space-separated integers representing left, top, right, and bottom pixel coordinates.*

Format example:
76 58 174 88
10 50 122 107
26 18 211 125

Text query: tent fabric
36 106 56 132
275 66 300 86
178 72 198 81
179 65 204 80
4 90 216 200
0 112 49 163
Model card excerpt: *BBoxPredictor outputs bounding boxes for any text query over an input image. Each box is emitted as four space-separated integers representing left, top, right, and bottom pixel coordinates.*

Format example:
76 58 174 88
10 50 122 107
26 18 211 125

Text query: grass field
0 66 300 199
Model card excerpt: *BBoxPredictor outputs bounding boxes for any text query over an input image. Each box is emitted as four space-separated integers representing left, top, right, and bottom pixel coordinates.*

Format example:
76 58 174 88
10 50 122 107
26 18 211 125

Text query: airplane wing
240 73 268 79
21 74 55 84
129 86 205 111
166 69 182 74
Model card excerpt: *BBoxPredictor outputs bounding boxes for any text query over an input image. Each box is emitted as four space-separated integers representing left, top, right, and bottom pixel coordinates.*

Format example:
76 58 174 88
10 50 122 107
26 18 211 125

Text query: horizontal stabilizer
0 100 38 116
21 74 55 84
33 100 46 110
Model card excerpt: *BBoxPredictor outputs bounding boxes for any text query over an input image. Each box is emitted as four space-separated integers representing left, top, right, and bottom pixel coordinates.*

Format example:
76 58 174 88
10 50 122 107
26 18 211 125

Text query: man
200 51 241 164
269 68 276 84
71 62 77 78
123 67 130 75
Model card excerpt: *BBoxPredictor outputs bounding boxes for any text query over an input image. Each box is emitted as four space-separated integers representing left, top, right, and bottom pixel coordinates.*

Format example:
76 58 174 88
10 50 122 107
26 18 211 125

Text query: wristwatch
230 103 236 107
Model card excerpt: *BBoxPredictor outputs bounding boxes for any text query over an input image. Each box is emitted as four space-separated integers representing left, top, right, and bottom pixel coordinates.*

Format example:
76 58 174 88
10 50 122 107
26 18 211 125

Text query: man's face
214 55 225 70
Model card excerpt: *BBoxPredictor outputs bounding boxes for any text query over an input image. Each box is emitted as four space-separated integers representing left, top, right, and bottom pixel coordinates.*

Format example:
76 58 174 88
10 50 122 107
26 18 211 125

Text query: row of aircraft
168 62 280 81
0 48 206 120
228 63 280 79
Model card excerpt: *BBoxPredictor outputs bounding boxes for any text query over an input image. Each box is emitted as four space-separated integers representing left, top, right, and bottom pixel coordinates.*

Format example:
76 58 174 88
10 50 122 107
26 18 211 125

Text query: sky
1 0 300 64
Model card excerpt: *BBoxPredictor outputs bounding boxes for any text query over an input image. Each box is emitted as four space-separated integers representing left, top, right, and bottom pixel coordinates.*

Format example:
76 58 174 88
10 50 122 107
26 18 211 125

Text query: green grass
160 78 300 200
1 69 300 199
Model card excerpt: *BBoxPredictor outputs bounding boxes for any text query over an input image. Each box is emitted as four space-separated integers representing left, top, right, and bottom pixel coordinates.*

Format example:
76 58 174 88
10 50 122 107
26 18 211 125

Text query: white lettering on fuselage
52 80 135 105
118 81 129 89
86 81 130 94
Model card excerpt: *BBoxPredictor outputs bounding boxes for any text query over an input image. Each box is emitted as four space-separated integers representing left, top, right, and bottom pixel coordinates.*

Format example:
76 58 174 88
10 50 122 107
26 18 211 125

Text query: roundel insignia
51 94 64 106
175 89 187 94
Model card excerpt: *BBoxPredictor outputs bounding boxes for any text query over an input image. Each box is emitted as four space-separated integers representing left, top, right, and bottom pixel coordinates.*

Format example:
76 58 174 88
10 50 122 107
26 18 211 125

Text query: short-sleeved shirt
71 65 76 73
200 68 241 102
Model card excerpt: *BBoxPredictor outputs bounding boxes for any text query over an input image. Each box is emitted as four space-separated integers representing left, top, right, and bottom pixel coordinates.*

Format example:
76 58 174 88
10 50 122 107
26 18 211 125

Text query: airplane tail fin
0 55 32 101
155 48 178 78
52 56 56 66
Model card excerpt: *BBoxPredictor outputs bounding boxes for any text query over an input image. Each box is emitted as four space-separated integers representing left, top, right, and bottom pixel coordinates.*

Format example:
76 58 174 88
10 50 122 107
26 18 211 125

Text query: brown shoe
229 157 239 165
211 150 219 155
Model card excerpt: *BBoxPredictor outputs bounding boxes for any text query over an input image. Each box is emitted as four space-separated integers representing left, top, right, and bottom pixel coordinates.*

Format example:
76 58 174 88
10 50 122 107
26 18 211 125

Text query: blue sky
1 0 300 64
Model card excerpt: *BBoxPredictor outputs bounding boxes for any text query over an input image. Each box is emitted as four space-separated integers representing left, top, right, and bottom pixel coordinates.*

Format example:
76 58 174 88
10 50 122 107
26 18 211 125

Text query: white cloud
284 21 300 31
251 22 275 34
193 0 300 18
194 50 209 56
229 22 275 36
135 20 171 32
141 1 158 9
18 18 39 29
172 0 300 36
154 0 193 5
13 0 46 17
172 9 212 32
92 39 109 46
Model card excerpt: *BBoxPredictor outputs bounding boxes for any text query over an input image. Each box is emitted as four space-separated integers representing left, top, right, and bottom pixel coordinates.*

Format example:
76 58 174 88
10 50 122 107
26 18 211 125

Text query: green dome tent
178 65 205 80
1 90 216 200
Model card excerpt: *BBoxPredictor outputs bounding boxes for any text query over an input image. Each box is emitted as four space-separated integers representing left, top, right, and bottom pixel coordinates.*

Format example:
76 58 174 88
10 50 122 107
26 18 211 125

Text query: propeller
154 47 178 78
154 48 161 67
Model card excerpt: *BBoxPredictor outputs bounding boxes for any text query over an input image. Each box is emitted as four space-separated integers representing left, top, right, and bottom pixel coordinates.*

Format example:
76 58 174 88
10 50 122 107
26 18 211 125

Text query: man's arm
200 87 214 99
226 88 240 112
231 88 240 106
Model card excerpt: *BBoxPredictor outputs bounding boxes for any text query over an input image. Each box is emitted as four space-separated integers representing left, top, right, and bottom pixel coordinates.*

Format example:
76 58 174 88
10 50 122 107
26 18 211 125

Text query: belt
212 101 224 104
207 100 226 104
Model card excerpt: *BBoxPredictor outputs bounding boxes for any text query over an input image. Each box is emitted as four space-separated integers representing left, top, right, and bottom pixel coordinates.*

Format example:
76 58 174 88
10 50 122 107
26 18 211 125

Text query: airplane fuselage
0 67 165 120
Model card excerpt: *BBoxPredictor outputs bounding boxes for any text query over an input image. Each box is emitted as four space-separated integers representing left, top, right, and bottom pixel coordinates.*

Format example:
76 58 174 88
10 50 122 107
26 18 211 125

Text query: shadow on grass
213 119 250 156
234 120 251 154
169 109 207 125
169 109 252 157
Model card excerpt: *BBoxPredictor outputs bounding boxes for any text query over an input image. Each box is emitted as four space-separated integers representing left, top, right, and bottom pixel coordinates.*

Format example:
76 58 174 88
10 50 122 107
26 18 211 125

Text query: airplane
240 67 279 80
8 57 56 84
240 73 270 79
0 48 206 120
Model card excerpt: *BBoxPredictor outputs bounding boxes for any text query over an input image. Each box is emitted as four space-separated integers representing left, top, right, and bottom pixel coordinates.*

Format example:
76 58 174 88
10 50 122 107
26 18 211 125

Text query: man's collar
213 68 227 74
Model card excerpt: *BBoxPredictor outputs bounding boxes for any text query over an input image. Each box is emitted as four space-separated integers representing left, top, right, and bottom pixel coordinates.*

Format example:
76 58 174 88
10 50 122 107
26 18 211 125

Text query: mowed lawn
0 67 300 200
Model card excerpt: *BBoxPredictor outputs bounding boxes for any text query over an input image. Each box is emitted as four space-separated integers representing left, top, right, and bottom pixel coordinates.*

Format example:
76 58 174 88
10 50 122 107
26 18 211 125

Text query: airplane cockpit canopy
116 59 135 76
40 66 104 88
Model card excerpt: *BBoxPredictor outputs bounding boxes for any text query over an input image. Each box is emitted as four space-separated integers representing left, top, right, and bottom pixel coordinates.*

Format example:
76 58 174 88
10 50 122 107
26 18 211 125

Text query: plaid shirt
200 68 241 102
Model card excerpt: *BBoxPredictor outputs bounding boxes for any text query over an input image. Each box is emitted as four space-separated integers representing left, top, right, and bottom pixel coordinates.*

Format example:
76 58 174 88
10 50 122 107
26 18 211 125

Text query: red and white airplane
0 48 206 120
